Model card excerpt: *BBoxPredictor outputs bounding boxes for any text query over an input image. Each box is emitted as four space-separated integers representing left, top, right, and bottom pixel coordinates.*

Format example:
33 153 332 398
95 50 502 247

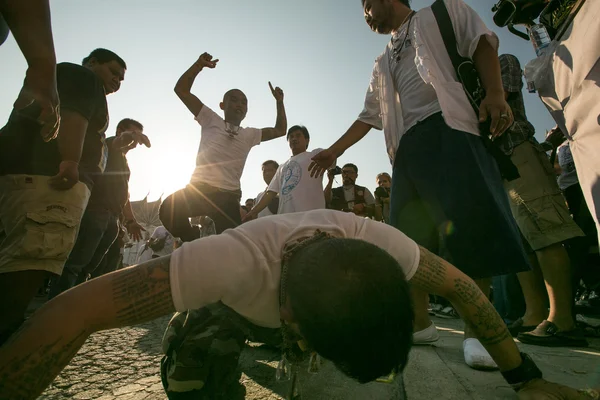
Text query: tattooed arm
0 256 174 400
410 246 522 372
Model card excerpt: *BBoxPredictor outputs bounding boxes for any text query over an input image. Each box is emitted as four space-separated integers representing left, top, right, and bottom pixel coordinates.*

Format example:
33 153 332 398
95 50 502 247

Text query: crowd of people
1 0 600 399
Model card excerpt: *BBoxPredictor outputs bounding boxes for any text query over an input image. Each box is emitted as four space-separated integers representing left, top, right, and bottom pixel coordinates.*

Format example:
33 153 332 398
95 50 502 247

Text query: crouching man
0 210 595 399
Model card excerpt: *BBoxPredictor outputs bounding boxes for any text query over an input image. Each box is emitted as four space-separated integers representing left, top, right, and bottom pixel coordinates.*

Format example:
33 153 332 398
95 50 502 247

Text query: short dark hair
116 118 143 132
245 198 254 204
287 238 413 383
262 160 279 169
342 163 358 173
287 125 310 141
82 48 127 69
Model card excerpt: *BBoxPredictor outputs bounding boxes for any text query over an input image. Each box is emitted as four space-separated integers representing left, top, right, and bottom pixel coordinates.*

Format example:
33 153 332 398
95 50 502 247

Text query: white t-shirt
170 209 420 328
256 189 275 218
267 149 326 214
390 22 442 132
150 226 175 257
191 106 262 191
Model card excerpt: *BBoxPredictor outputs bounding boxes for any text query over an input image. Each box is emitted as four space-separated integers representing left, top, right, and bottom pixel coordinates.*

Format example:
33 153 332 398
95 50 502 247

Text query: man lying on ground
0 210 596 399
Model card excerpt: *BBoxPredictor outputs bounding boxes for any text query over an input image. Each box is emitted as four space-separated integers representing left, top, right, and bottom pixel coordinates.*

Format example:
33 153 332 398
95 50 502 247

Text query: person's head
262 160 279 185
245 198 255 209
220 89 248 125
82 48 126 94
362 0 412 35
287 125 310 156
376 172 391 189
342 163 358 186
282 237 413 383
116 118 143 136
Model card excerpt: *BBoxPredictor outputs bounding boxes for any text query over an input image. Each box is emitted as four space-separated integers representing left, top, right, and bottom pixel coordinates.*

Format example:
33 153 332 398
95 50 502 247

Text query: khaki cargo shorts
0 175 90 275
505 141 584 251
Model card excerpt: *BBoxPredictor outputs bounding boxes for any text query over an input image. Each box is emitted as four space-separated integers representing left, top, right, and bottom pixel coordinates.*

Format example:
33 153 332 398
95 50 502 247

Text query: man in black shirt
49 118 150 297
0 48 126 345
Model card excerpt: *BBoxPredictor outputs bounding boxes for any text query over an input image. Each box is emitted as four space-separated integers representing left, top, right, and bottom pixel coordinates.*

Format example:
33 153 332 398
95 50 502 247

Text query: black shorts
389 113 530 279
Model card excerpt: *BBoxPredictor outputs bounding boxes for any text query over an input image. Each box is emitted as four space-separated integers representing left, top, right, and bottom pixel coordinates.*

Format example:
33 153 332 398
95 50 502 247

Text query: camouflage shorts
160 303 281 399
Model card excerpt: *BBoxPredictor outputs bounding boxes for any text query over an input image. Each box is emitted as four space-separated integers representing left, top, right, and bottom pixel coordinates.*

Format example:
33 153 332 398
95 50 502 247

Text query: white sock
463 338 498 370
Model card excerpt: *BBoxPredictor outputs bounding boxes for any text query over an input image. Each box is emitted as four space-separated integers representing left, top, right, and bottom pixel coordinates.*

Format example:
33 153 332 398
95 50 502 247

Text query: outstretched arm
244 190 277 221
174 52 218 117
261 82 287 142
0 256 175 400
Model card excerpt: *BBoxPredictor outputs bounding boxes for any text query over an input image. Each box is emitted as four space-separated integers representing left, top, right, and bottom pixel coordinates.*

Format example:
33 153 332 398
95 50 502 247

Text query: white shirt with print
170 210 420 328
268 148 326 214
191 106 262 191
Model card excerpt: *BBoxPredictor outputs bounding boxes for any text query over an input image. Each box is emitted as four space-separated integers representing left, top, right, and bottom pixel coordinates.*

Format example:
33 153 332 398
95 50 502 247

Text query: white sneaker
463 338 498 370
413 322 439 345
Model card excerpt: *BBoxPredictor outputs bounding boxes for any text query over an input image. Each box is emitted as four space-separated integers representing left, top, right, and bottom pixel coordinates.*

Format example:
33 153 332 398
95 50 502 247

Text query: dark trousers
160 182 241 241
49 209 119 298
389 113 530 279
492 274 526 324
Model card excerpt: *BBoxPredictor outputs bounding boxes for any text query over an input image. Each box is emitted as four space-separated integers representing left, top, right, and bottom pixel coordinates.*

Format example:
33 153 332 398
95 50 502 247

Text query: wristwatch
501 352 543 391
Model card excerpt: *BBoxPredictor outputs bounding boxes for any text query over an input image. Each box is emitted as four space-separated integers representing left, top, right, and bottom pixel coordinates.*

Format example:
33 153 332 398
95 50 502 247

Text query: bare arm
245 190 277 220
324 173 334 205
56 110 87 164
174 53 218 117
473 38 513 137
410 246 522 372
0 256 175 399
261 83 287 142
330 120 373 157
0 0 55 71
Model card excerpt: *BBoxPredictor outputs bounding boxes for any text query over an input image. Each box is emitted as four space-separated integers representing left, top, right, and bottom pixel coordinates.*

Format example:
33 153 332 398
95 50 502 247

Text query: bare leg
535 242 575 330
410 285 432 332
517 253 549 326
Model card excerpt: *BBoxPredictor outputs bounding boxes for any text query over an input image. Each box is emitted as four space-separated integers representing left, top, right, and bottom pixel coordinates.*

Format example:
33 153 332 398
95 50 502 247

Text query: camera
375 186 390 199
330 166 342 176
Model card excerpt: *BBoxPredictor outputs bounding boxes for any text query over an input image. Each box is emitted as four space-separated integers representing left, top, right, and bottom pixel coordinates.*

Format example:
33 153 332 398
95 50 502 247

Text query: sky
0 0 556 202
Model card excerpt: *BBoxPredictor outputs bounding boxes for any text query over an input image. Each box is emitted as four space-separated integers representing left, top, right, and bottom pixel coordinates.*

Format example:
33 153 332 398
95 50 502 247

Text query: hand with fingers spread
114 130 151 151
309 148 337 178
479 91 513 139
126 220 146 242
14 67 60 142
269 82 284 102
195 52 219 70
48 160 79 190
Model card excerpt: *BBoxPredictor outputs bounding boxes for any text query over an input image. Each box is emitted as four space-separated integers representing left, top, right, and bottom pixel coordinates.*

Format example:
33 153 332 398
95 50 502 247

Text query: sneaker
413 322 439 345
517 320 588 347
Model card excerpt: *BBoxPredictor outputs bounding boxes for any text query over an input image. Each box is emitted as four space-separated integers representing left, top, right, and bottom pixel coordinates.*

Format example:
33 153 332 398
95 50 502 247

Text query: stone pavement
38 316 600 400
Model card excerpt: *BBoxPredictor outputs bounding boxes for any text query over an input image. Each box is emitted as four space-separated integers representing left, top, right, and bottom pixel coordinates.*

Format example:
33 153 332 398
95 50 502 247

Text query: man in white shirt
309 0 530 370
0 210 590 400
160 52 287 239
254 160 280 219
245 126 327 219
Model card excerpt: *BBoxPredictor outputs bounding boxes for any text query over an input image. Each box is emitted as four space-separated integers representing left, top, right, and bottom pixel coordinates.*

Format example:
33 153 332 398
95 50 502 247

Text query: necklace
390 10 415 64
224 121 240 138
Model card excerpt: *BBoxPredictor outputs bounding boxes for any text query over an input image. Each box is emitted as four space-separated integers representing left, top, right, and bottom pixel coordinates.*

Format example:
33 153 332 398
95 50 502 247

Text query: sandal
507 318 538 337
517 320 589 347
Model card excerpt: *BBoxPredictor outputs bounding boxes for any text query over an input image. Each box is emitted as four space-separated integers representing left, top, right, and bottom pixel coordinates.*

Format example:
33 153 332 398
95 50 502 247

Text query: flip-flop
507 318 537 337
517 320 589 347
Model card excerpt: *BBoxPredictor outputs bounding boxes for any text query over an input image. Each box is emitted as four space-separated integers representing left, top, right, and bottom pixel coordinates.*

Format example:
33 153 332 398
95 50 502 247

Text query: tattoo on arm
409 246 447 292
109 255 175 328
452 277 512 346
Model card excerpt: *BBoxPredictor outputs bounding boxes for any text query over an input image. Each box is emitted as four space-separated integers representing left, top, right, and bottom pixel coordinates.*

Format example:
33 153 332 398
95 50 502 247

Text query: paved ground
38 316 600 400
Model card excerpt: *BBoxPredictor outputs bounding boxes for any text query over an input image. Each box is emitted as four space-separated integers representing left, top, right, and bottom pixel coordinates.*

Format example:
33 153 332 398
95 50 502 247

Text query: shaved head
223 89 246 102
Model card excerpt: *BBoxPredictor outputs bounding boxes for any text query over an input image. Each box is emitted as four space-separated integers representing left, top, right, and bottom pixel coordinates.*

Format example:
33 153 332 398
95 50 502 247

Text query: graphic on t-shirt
281 161 302 195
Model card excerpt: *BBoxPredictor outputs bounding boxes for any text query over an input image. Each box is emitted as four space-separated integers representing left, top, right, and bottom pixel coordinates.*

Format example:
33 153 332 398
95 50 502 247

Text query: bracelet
500 352 543 391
